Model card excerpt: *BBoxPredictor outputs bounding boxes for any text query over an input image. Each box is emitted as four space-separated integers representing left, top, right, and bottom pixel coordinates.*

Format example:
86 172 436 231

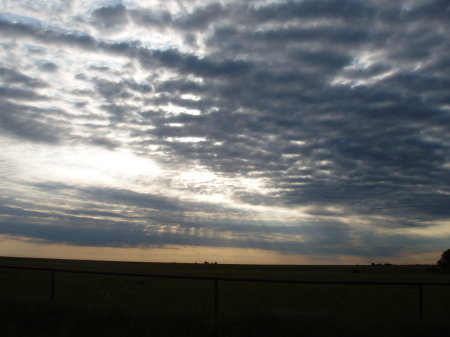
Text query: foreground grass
0 299 448 337
1 257 449 336
0 299 214 337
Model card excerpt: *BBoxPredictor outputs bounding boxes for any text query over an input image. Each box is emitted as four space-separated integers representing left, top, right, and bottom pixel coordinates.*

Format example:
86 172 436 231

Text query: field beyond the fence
1 256 449 337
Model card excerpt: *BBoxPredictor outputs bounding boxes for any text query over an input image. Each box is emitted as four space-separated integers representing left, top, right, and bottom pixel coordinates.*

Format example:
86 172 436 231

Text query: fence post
50 271 55 301
214 279 219 320
418 284 423 320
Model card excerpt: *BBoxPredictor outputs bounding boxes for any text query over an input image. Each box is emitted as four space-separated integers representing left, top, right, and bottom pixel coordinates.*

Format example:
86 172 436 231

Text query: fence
1 264 450 320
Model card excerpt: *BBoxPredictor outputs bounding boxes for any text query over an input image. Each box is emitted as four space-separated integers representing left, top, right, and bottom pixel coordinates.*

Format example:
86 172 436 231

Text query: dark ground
0 256 449 336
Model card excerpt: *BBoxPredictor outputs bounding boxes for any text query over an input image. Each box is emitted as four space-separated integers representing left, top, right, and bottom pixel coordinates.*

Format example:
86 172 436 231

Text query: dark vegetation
1 256 450 337
438 249 450 272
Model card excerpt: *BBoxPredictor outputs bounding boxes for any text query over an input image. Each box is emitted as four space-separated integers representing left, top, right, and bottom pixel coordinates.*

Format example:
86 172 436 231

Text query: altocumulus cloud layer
1 0 449 263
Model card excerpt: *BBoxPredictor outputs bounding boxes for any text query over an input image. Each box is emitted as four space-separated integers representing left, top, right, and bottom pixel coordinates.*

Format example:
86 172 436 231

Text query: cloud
173 3 226 30
79 186 186 212
0 66 48 87
1 175 449 258
0 100 66 143
0 0 449 262
128 8 172 27
36 60 58 72
250 0 376 22
91 4 128 31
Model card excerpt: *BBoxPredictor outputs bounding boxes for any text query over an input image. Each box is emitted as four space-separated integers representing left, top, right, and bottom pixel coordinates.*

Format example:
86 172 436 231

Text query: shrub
437 249 450 272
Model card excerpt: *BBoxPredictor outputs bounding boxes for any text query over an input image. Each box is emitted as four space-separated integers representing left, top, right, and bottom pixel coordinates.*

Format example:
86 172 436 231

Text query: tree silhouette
437 249 450 272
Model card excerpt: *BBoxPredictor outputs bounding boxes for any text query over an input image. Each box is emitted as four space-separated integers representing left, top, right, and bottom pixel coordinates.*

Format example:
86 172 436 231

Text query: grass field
1 256 449 336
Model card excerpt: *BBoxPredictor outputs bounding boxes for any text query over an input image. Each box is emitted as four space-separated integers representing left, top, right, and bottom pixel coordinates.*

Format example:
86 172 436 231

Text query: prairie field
0 256 449 337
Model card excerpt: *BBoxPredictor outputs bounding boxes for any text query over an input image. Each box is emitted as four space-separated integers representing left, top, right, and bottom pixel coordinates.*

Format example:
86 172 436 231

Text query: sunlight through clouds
1 0 449 264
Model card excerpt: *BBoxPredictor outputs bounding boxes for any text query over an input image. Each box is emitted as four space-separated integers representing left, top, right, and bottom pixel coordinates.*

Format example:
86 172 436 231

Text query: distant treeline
371 263 393 267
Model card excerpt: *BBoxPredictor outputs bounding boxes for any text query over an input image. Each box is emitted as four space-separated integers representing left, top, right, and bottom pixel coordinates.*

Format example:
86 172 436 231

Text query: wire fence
1 264 450 320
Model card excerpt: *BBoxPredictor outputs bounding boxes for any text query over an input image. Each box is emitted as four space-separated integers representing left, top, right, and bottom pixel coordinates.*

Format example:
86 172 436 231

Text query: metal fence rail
1 264 450 320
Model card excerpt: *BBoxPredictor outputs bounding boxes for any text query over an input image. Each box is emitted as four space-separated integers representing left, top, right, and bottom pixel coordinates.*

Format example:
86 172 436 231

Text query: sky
0 0 449 265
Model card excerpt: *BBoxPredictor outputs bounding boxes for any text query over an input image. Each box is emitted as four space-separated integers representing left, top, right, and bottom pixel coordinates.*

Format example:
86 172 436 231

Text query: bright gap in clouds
1 136 280 213
1 139 161 188
64 149 156 186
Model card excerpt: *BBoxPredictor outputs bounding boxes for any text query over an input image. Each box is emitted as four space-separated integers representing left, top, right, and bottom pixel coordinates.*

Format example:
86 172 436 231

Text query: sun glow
3 141 162 187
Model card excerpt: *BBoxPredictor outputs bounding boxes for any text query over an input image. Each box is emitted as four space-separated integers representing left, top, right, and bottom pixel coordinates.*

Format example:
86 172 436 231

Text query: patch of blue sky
23 43 47 52
0 41 14 48
140 39 176 51
0 11 44 27
0 10 87 40
82 0 148 17
3 0 69 12
89 58 126 69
